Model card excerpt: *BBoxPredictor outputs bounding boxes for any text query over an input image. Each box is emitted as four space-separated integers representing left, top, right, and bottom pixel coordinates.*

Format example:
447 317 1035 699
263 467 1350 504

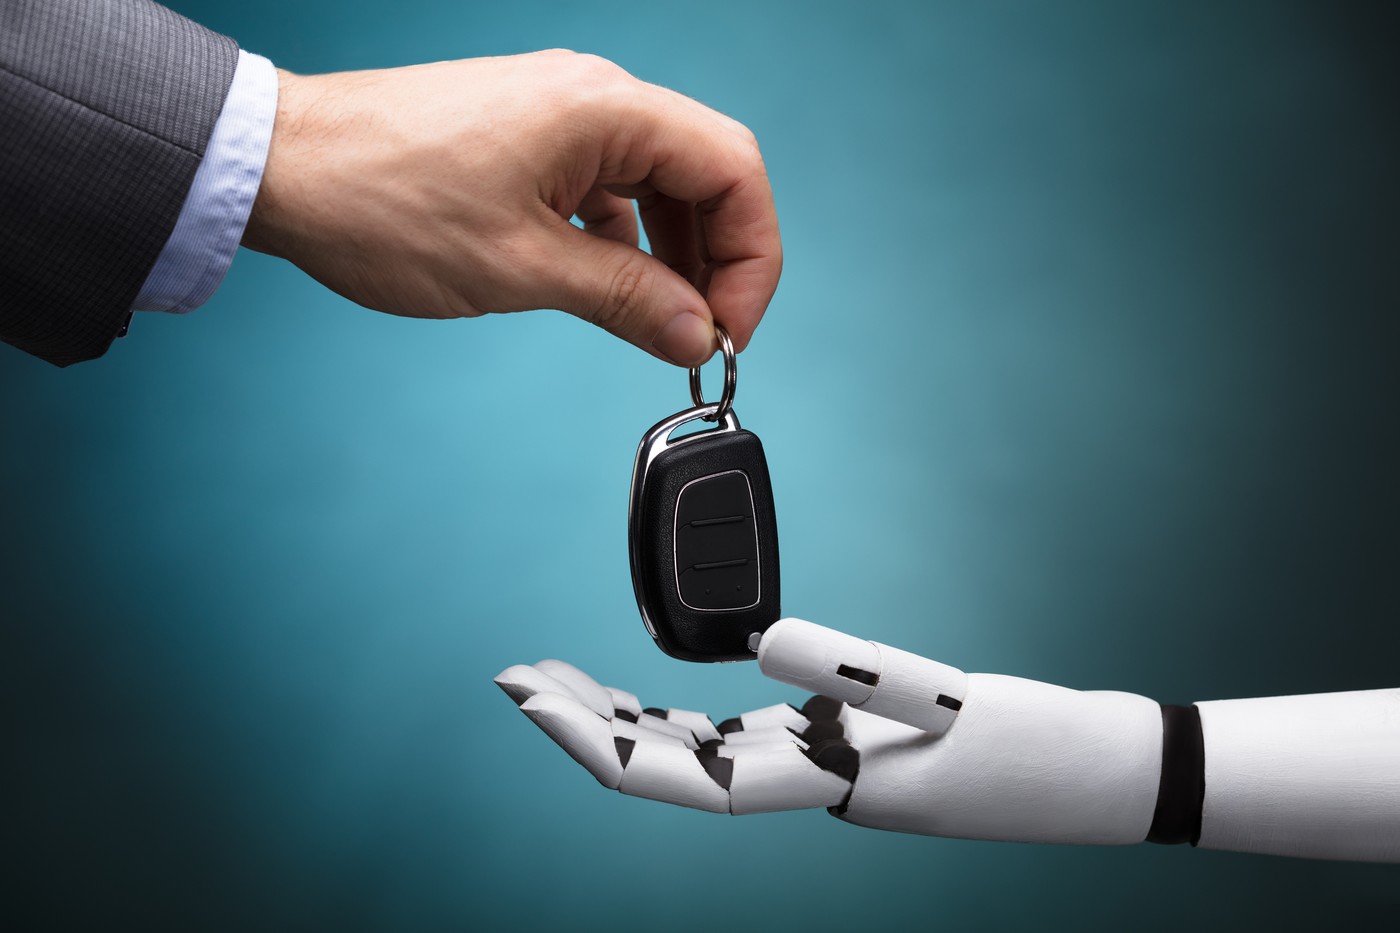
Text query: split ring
688 324 736 422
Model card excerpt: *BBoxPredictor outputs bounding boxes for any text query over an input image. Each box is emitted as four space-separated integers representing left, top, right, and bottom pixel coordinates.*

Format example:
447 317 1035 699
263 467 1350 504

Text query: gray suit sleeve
0 0 240 367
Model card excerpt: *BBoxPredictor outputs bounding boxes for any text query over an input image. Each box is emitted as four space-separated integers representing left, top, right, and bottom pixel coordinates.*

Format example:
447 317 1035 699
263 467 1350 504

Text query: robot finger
614 737 730 813
636 710 701 748
508 687 852 818
612 716 692 749
532 659 616 719
758 618 967 737
719 741 856 815
737 703 810 733
518 691 625 789
493 664 575 708
721 727 808 749
658 708 723 744
606 686 643 721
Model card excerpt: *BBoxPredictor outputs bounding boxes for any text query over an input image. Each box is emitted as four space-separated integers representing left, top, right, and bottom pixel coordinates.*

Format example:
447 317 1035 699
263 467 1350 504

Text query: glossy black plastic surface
632 429 780 662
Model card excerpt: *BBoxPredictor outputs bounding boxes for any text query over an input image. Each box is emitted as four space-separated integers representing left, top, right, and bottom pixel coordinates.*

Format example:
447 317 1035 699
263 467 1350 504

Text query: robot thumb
757 617 968 737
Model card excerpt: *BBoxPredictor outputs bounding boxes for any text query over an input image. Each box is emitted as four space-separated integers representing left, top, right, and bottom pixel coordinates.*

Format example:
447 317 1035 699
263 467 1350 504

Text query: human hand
241 50 781 366
496 619 1164 845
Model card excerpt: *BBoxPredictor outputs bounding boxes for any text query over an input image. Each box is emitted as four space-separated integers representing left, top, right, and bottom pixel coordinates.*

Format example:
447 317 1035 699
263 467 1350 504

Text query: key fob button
675 470 760 611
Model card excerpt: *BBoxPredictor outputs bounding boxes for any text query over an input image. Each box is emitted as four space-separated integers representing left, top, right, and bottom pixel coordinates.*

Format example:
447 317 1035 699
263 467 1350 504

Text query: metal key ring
688 324 736 421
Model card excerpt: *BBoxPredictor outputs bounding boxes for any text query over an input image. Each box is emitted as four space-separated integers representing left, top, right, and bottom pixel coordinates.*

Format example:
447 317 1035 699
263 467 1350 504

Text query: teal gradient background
4 1 1397 928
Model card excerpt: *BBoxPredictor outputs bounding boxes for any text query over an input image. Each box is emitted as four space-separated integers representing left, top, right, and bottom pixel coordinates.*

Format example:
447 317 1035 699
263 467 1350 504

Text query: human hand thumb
533 220 717 366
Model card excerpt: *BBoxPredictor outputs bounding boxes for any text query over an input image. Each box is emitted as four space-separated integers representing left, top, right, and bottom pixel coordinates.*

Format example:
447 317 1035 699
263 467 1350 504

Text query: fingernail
651 312 713 366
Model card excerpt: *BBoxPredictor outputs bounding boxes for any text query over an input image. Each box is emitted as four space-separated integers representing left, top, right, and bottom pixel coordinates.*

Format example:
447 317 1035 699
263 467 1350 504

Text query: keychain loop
688 324 736 421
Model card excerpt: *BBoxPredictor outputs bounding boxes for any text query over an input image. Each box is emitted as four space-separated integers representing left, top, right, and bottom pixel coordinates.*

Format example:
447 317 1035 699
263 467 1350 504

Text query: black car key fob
628 327 780 662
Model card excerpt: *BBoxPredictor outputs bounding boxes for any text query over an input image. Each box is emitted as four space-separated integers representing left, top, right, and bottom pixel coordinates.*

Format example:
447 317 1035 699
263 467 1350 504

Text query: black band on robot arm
1146 704 1205 846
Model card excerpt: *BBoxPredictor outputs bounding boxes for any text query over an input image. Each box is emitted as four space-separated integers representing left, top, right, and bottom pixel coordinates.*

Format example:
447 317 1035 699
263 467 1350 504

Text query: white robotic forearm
1195 690 1400 860
497 619 1400 862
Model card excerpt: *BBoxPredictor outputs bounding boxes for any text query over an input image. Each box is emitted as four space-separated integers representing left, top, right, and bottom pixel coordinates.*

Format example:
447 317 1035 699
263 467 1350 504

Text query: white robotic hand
496 618 1160 841
492 656 856 817
498 618 1400 860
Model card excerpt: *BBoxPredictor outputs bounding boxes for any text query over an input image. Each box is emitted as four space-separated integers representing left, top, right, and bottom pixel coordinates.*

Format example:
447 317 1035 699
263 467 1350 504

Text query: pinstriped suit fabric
1 0 238 366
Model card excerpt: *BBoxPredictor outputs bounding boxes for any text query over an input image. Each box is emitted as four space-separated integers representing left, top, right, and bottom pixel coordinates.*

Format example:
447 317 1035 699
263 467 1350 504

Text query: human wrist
241 68 312 260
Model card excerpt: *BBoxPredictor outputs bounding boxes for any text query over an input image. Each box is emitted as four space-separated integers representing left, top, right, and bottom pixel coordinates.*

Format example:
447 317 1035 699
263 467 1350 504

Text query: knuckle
574 52 626 79
595 258 650 333
549 53 635 119
715 112 760 149
713 118 765 173
737 130 765 168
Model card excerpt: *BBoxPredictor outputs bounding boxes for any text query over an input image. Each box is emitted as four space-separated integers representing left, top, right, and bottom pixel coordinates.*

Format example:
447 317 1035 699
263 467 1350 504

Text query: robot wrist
1146 703 1205 846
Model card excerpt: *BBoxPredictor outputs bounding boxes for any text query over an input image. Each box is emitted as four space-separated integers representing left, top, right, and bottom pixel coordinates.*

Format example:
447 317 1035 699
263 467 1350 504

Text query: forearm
0 0 238 365
1196 689 1400 861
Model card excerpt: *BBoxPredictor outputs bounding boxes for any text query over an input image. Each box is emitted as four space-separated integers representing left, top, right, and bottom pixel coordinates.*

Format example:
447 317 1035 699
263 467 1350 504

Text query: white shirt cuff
133 49 278 315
